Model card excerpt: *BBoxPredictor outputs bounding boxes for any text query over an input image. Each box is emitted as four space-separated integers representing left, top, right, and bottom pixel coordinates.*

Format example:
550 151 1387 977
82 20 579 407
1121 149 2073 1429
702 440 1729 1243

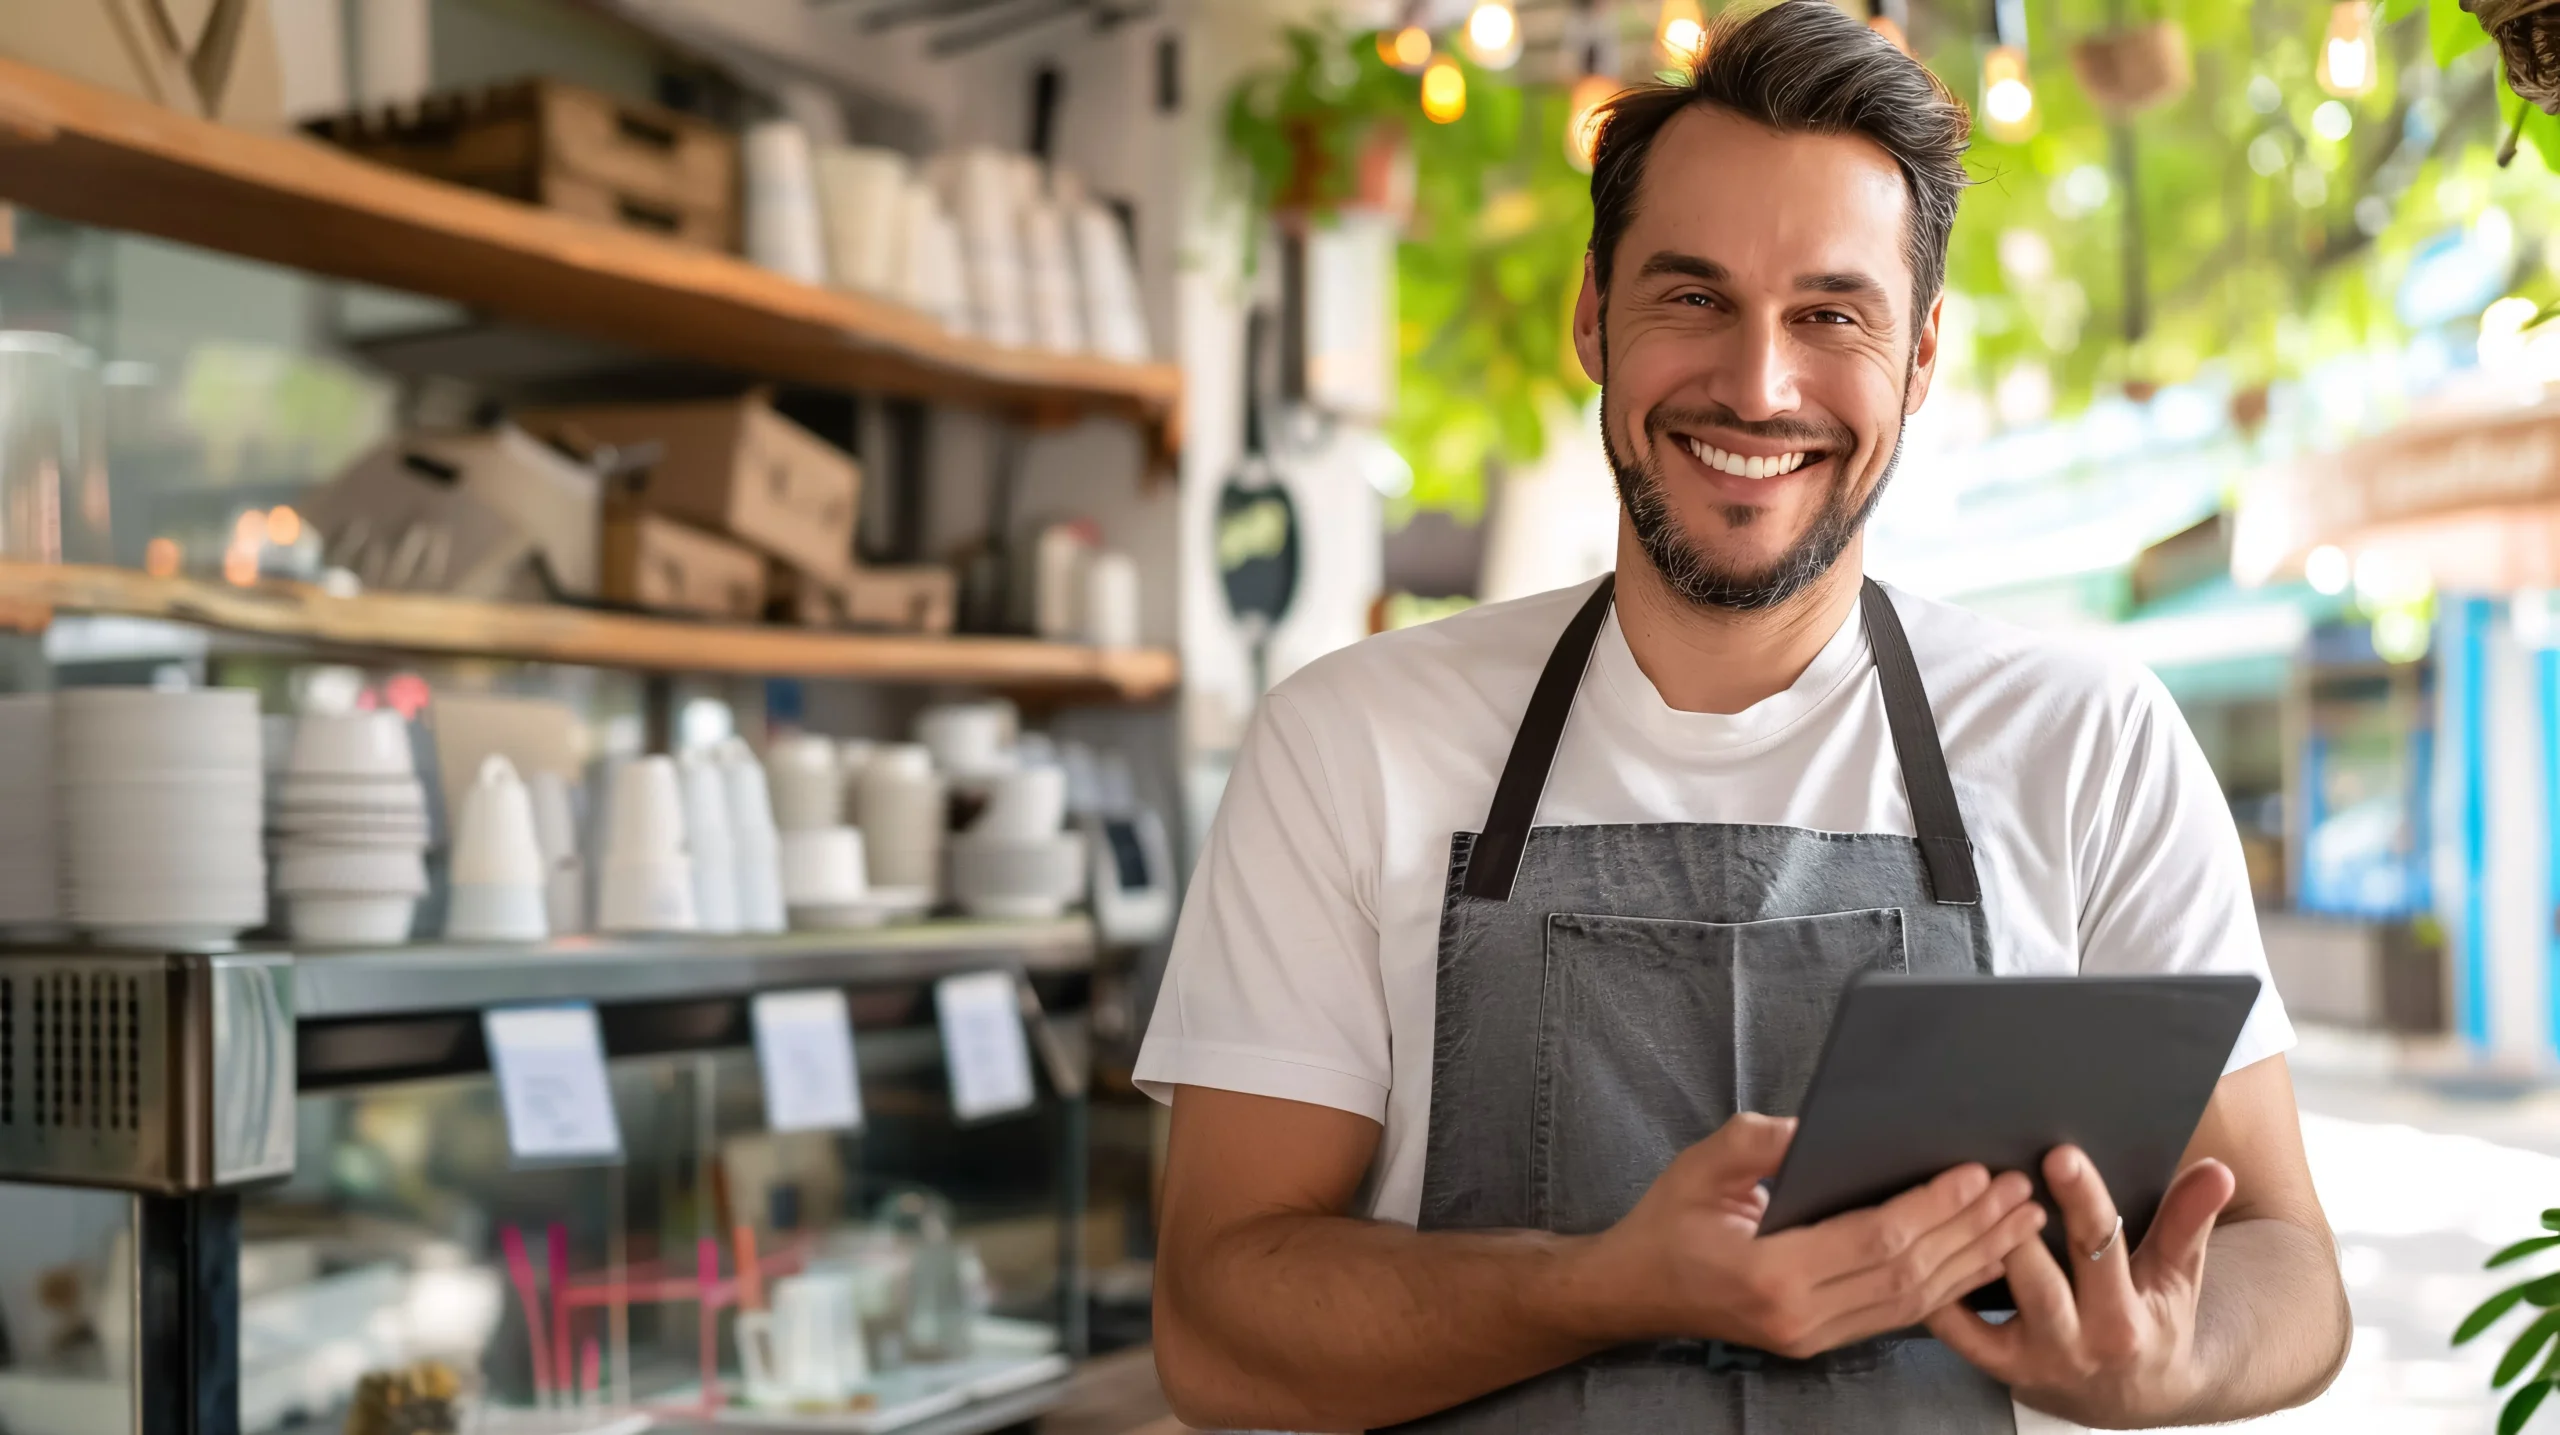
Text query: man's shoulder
1881 581 2182 754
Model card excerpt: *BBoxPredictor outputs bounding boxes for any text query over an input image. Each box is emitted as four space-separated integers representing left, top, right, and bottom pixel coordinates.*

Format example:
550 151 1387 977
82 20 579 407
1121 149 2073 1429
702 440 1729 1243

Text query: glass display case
0 923 1095 1435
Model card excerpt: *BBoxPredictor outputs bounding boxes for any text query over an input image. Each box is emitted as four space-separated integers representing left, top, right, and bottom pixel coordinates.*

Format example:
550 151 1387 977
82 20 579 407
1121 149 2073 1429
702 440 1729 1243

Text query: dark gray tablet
1759 973 2260 1300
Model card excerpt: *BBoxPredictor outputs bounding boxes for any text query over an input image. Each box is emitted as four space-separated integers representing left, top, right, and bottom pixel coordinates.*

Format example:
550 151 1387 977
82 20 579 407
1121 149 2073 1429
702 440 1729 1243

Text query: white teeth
1683 437 1809 479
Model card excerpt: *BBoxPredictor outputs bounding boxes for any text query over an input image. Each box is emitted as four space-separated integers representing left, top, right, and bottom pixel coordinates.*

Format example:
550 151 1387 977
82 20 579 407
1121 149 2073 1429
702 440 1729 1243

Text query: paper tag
935 971 1037 1121
484 1004 623 1164
752 988 864 1133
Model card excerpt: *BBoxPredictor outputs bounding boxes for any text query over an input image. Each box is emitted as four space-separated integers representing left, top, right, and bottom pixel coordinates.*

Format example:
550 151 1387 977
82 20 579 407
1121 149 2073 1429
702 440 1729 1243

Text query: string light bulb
1379 25 1432 73
1657 0 1706 68
1421 55 1468 124
1461 2 1522 70
1566 73 1620 171
2318 1 2378 98
1981 45 2036 139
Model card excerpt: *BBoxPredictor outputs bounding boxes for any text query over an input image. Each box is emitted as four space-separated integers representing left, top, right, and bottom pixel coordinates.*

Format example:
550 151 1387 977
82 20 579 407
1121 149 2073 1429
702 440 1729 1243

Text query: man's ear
1905 290 1944 414
1573 252 1605 386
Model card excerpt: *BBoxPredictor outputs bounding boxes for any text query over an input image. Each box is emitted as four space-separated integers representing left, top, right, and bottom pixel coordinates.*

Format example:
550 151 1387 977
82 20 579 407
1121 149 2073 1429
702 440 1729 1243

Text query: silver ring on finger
2087 1214 2123 1263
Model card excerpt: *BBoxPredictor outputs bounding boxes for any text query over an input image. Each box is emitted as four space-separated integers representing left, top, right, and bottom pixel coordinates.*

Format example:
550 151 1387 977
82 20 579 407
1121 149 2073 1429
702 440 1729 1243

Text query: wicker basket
2469 0 2560 113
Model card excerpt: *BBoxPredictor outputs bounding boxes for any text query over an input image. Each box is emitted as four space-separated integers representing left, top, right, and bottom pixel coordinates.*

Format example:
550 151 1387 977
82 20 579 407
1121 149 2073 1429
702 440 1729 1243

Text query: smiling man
1138 3 2349 1431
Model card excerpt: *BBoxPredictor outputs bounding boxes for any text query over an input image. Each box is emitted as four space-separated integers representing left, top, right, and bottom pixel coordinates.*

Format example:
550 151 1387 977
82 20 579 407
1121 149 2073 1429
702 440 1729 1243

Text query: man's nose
1702 312 1801 422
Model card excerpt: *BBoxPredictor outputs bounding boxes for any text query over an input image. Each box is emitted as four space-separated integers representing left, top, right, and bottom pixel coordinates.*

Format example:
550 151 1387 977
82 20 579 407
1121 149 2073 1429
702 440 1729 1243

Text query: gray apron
1390 576 2016 1433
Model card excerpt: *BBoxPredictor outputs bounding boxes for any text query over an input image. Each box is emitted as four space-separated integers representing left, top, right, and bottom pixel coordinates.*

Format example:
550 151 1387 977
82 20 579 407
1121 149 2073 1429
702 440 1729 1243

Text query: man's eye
1677 293 1717 308
1805 309 1854 325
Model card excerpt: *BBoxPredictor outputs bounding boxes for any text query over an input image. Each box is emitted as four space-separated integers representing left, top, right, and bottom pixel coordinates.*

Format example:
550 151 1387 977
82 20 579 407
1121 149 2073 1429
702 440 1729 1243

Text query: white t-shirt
1138 576 2294 1234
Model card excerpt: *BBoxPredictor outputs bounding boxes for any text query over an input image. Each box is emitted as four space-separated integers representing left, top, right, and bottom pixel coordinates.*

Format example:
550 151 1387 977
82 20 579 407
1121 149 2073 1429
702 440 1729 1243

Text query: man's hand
1926 1144 2236 1424
1588 1112 2049 1360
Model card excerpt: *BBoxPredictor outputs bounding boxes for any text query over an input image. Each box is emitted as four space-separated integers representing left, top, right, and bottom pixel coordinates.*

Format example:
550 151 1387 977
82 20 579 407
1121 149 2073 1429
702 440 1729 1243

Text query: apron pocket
1532 908 1909 1235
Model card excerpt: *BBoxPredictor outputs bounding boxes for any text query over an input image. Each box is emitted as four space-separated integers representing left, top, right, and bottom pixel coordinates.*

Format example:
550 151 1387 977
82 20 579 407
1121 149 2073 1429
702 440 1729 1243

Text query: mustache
1644 402 1852 451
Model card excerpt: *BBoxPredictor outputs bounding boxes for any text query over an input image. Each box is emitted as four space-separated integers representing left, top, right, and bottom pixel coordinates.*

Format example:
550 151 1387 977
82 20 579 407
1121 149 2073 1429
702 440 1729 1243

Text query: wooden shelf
0 563 1179 699
0 58 1180 448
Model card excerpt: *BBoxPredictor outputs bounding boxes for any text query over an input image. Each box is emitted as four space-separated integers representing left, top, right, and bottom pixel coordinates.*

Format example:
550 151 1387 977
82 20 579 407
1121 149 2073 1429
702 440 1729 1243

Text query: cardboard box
522 396 859 578
305 79 737 243
842 564 958 635
303 425 601 600
601 510 764 620
2 0 285 132
769 562 956 635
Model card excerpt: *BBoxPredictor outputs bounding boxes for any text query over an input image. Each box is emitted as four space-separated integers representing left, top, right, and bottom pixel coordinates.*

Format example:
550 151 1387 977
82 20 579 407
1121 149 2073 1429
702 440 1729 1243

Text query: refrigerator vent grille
27 971 142 1132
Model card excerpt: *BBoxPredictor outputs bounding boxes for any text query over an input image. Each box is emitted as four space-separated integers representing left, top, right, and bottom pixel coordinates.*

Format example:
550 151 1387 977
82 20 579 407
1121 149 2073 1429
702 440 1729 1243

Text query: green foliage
2454 1225 2560 1430
1223 1 2554 518
1223 22 1595 520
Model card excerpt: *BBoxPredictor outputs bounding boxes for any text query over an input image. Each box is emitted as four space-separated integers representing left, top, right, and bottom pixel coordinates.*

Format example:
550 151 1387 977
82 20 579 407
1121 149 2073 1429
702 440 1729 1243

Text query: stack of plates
0 694 59 935
59 688 266 949
273 712 428 946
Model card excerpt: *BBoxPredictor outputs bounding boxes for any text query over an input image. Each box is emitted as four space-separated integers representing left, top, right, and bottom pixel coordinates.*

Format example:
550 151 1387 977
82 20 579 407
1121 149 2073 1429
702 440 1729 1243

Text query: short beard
1597 327 1907 613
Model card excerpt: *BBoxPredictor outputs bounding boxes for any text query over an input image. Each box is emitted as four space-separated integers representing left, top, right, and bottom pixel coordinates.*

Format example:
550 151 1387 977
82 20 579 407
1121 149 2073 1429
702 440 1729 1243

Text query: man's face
1573 105 1943 611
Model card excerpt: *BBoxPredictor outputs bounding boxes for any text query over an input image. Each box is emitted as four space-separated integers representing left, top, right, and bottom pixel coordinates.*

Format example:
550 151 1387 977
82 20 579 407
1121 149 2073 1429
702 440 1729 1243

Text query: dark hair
1587 0 1972 324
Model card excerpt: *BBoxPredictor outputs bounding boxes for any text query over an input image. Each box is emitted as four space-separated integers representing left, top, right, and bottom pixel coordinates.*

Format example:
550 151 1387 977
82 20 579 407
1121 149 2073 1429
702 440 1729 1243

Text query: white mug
973 764 1068 841
764 732 842 832
915 702 1011 777
737 1270 866 1406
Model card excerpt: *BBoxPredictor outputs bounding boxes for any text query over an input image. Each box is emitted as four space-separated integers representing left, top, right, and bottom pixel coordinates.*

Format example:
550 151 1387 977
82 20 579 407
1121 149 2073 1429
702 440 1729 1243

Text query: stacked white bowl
0 694 61 936
596 756 698 934
445 755 548 943
272 711 428 945
60 688 267 949
949 763 1085 920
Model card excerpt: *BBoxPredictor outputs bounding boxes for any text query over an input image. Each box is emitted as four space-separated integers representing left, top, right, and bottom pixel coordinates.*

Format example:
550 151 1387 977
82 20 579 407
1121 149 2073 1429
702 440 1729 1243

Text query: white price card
934 971 1037 1121
483 1004 623 1165
752 988 864 1133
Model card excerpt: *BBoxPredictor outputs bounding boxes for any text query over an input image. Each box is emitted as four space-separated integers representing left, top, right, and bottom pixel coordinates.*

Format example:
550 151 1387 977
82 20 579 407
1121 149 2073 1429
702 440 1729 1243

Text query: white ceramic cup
915 703 1010 777
286 710 415 778
528 770 586 935
681 751 740 935
763 732 841 832
718 739 787 935
452 755 545 887
973 763 1068 841
738 1270 865 1406
949 831 1087 921
445 882 548 943
1082 550 1141 649
779 825 867 907
604 756 689 866
855 744 945 891
288 894 414 946
596 857 700 934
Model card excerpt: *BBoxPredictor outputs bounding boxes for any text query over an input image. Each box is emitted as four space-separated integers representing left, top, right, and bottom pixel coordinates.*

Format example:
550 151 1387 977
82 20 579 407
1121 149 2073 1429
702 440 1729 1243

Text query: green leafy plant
2453 1207 2560 1432
1223 22 1594 520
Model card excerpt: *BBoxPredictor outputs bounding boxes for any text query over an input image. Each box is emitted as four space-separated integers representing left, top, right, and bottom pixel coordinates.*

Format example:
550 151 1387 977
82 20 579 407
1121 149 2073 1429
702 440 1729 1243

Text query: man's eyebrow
1797 271 1890 302
1635 252 1728 283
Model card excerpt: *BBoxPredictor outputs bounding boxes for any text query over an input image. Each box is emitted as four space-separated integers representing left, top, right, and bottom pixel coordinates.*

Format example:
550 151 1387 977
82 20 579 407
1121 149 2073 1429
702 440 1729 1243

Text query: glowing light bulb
2305 545 2350 596
142 536 180 578
1981 45 2034 138
1380 25 1432 73
1421 55 1467 124
1658 0 1706 67
1566 73 1621 171
2319 2 2377 97
267 505 302 546
1462 2 1521 70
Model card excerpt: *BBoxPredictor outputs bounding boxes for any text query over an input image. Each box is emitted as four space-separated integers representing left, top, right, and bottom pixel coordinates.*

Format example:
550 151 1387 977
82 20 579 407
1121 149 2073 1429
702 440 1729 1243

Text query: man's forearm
1156 1210 1643 1430
2173 1216 2351 1424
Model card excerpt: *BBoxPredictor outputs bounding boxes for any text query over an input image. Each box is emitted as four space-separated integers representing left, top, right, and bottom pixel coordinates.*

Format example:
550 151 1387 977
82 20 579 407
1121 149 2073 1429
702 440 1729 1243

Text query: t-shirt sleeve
2076 671 2297 1073
1133 690 1391 1122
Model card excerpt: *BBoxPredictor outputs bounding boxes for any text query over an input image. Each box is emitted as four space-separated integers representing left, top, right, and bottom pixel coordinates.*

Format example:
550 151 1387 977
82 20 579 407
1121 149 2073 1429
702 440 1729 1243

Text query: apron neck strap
1461 574 1981 906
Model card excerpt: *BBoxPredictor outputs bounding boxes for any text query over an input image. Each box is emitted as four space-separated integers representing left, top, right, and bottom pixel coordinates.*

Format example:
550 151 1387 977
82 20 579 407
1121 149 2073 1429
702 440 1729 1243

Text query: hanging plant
1225 22 1596 520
